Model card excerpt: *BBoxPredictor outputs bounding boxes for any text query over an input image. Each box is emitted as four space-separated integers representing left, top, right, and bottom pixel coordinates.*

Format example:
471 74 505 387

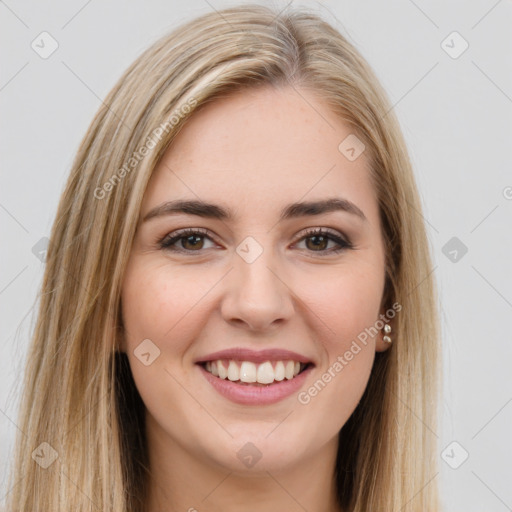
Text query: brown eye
295 228 352 255
304 234 329 251
159 228 215 253
180 234 205 250
158 227 352 256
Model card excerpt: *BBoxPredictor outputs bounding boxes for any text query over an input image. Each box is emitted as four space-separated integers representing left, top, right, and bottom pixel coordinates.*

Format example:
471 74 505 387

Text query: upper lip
195 348 314 365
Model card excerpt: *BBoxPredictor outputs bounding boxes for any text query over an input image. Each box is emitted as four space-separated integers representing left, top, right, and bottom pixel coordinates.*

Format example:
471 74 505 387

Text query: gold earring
383 323 392 344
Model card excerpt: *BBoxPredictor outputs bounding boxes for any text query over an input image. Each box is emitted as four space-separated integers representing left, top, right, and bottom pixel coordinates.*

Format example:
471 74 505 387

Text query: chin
202 432 310 474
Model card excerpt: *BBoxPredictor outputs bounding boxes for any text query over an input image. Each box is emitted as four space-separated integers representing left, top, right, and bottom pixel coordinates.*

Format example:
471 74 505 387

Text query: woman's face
120 85 390 474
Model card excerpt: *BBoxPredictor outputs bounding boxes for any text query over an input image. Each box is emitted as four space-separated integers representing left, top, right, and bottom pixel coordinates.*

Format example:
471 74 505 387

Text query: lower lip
198 364 314 405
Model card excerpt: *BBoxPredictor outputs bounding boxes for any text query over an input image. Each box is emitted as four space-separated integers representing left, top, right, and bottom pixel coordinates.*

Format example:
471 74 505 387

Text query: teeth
285 360 295 380
257 361 275 384
227 360 239 381
217 360 228 379
274 361 285 381
240 361 256 383
204 359 305 384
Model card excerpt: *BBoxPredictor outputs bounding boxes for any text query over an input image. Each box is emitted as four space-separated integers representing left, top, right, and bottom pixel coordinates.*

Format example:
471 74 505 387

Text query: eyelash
157 227 353 256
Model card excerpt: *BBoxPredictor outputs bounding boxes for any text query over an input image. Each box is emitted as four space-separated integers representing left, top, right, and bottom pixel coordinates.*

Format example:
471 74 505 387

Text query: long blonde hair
5 4 441 511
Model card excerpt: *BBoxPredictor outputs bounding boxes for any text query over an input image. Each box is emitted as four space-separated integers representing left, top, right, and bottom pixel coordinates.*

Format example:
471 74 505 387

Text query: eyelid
157 226 353 254
157 227 218 249
297 226 350 242
292 227 353 253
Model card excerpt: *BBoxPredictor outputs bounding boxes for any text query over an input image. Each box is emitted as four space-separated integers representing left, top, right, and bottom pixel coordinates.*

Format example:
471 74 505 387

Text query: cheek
303 262 384 346
297 269 380 433
120 263 205 424
120 261 220 413
121 261 211 345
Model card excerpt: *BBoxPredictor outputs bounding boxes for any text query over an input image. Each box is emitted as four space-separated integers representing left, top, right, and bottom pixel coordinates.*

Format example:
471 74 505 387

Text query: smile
203 359 309 385
196 347 314 404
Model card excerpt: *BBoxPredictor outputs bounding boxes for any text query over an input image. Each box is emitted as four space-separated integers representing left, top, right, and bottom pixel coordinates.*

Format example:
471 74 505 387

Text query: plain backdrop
1 1 511 510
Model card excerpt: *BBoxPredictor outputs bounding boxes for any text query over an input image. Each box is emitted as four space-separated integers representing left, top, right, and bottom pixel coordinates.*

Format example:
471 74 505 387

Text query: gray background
1 0 511 510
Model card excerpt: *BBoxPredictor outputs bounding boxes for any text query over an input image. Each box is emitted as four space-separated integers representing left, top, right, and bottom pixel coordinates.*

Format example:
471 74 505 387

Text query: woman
6 3 441 511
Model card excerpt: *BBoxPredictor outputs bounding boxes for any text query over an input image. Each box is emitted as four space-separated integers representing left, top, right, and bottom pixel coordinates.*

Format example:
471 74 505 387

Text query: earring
383 323 392 344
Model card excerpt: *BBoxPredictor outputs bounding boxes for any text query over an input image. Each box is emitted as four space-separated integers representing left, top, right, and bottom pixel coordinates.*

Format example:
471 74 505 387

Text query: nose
220 245 295 332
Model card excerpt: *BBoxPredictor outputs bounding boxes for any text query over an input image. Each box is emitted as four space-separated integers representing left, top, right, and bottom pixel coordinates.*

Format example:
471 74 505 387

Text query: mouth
195 348 315 405
201 359 312 386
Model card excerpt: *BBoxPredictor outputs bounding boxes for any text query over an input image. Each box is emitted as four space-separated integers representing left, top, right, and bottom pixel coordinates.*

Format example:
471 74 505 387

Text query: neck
144 415 343 512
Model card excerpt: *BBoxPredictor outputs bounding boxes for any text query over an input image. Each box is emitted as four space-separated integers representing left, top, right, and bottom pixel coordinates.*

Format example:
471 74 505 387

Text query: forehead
141 85 379 226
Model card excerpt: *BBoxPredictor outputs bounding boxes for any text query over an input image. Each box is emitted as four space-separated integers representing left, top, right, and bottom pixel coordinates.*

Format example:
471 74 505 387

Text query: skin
120 85 391 512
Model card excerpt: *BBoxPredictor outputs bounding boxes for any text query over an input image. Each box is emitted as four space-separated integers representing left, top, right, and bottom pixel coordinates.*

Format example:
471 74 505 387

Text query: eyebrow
142 197 367 223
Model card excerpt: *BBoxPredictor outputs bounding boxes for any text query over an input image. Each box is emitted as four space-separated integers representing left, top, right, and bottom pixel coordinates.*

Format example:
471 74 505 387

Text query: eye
293 227 353 255
158 228 216 253
157 227 353 255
